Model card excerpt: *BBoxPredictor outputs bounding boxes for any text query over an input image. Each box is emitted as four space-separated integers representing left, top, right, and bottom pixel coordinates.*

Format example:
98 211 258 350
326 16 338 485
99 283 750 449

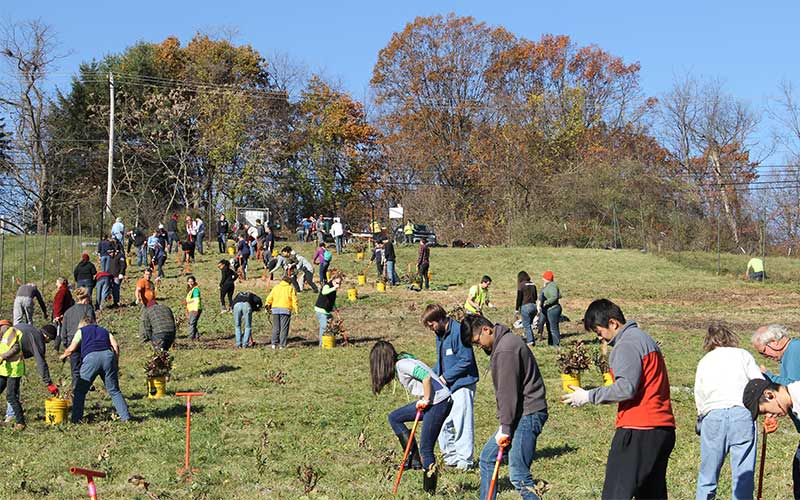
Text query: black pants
220 283 235 308
603 427 675 500
0 376 24 424
418 263 429 289
151 332 175 351
792 441 800 499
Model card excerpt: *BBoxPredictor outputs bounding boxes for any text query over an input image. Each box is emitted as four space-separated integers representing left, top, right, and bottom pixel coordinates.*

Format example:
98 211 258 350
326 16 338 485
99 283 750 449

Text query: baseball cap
742 378 772 420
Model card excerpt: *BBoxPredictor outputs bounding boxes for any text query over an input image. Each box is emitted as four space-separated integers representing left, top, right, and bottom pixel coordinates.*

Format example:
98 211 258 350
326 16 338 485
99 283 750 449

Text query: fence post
0 231 4 316
23 231 27 283
41 225 48 287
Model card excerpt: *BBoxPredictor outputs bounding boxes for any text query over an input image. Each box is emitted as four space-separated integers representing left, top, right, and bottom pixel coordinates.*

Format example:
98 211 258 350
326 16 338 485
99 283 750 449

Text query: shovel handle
487 445 505 500
392 410 422 495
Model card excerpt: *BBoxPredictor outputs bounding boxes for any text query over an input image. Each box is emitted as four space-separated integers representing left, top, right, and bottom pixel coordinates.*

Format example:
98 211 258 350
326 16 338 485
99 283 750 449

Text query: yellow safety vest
186 286 202 312
404 223 414 235
464 286 489 314
0 327 25 378
370 221 381 233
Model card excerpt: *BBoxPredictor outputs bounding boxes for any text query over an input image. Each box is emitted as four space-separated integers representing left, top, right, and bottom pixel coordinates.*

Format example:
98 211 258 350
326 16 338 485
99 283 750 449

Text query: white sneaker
271 345 276 350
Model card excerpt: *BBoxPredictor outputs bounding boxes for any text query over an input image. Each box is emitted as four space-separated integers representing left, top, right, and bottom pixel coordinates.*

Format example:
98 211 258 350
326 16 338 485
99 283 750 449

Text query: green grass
3 241 800 498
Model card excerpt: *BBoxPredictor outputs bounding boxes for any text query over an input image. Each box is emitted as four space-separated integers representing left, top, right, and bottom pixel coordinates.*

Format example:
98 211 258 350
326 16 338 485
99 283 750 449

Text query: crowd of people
0 211 792 500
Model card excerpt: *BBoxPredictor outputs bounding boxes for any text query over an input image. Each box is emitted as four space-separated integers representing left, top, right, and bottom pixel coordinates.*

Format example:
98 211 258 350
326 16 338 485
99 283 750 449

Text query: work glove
561 386 590 407
495 428 510 447
47 384 58 396
764 416 779 434
415 399 430 411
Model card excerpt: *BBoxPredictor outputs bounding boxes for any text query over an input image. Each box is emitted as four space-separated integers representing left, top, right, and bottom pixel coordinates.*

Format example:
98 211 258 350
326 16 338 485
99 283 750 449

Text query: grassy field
3 241 800 499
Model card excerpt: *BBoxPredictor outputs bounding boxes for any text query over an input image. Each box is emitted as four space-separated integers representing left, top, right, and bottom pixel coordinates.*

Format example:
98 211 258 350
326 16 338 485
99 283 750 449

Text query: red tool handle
176 392 205 397
70 468 106 479
392 410 422 495
487 445 505 500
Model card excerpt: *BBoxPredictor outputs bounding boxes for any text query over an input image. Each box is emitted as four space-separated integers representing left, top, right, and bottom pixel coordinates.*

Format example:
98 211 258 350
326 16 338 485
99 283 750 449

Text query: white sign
389 206 404 219
243 210 266 226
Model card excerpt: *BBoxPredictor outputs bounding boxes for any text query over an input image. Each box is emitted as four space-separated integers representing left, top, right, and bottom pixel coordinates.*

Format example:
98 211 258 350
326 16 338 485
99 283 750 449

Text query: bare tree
0 19 60 232
659 75 759 246
770 80 800 159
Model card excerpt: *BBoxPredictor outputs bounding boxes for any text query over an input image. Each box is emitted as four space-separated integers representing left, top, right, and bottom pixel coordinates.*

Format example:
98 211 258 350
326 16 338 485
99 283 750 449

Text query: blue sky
5 1 800 161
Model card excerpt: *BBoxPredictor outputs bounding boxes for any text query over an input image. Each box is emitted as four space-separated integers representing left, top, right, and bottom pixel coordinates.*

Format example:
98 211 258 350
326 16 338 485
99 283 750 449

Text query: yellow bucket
356 252 365 261
561 373 581 393
147 376 167 399
326 271 331 281
322 335 335 349
347 288 358 301
603 372 614 386
376 282 386 292
272 249 279 257
44 398 70 425
357 274 366 285
227 247 235 256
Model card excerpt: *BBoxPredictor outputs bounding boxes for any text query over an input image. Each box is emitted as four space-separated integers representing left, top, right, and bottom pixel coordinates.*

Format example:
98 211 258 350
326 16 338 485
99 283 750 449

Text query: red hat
542 271 554 281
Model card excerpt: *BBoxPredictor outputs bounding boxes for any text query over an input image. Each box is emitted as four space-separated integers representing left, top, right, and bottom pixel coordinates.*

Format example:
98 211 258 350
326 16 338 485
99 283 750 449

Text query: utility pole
105 72 114 214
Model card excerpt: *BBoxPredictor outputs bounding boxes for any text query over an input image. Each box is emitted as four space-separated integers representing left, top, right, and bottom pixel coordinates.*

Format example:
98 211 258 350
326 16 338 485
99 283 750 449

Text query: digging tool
176 392 205 480
70 467 106 500
334 309 350 346
392 410 422 495
757 420 768 500
487 441 508 500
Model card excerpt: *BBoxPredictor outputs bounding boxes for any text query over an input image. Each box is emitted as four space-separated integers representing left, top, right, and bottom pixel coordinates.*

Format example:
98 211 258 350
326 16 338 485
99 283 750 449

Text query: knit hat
542 271 554 281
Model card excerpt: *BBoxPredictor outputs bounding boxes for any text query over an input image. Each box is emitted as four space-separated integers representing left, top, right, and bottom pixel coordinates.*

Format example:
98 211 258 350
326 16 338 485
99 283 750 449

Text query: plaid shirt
140 303 176 342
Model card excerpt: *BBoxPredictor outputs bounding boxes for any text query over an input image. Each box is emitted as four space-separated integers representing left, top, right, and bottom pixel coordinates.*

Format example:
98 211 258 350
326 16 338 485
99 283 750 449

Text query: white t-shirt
694 346 764 416
396 357 450 405
330 222 343 238
247 227 259 240
789 382 800 420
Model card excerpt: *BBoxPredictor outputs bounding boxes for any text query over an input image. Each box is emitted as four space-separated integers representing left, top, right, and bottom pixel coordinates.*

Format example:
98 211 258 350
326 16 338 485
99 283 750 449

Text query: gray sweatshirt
490 324 548 434
15 323 52 385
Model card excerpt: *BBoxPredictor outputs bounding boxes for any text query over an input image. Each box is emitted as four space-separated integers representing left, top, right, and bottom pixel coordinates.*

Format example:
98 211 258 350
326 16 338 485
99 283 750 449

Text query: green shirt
464 285 490 314
542 281 561 307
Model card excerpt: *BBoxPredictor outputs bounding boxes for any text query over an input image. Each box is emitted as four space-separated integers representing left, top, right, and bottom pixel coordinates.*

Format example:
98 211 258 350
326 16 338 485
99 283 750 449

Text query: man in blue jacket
422 303 479 470
752 323 800 497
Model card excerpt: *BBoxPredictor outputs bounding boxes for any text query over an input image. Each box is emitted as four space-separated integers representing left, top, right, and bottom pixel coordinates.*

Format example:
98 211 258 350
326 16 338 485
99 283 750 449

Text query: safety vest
404 223 414 235
186 286 202 312
370 221 381 233
0 327 25 377
464 285 489 314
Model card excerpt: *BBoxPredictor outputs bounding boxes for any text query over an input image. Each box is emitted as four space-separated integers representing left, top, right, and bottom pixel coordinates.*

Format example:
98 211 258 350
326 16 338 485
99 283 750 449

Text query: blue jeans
335 236 343 254
71 350 130 423
520 303 537 344
136 245 146 266
389 398 453 469
385 260 398 285
316 311 331 346
479 411 547 500
545 304 562 346
111 278 121 305
168 231 179 253
233 301 252 347
95 277 111 309
319 261 329 284
438 384 476 468
218 233 227 253
196 232 205 254
696 406 756 500
100 255 110 272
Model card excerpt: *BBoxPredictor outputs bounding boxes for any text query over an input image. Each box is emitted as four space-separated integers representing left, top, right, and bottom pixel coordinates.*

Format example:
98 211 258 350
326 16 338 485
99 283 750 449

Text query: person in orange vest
0 319 26 430
184 276 202 341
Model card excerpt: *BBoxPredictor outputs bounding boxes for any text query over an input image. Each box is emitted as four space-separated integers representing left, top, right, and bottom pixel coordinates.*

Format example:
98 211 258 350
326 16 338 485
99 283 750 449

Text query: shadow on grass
199 364 240 377
537 444 578 460
152 403 204 419
286 335 388 348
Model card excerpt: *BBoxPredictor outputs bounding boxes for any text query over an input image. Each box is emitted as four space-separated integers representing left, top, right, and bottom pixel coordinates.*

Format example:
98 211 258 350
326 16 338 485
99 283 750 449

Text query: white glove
561 386 590 407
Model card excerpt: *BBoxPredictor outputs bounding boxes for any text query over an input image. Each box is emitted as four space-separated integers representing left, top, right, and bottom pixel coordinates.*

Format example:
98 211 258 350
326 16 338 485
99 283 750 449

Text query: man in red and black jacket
562 298 675 499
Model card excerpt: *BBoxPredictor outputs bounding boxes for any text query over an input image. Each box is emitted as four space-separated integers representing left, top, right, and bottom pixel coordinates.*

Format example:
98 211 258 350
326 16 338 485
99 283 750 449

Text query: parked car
394 224 437 245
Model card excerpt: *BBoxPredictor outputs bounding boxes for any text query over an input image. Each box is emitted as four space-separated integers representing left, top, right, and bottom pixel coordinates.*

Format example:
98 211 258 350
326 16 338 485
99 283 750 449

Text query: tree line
1 15 800 252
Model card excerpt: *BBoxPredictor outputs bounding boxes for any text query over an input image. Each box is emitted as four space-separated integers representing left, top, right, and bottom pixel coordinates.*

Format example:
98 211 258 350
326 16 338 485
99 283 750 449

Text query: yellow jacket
266 281 298 314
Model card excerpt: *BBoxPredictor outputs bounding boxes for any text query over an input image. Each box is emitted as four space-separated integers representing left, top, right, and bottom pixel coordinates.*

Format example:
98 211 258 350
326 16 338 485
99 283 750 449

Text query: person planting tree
464 276 494 316
4 323 58 424
462 314 548 500
421 303 479 471
314 270 342 347
370 340 453 494
562 299 675 500
266 275 298 349
0 320 27 430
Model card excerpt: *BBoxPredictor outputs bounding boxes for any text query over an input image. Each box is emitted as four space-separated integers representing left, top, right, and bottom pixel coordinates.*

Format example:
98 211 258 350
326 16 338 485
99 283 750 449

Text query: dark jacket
73 261 97 283
433 318 479 393
232 291 263 311
166 218 178 233
108 254 127 276
383 241 396 262
218 219 229 236
490 324 548 434
63 303 96 345
516 281 538 311
220 267 237 288
16 323 52 385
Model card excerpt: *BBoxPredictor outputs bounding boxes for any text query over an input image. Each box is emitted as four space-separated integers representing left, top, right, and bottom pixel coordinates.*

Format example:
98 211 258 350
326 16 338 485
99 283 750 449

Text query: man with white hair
111 217 125 246
752 323 800 497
